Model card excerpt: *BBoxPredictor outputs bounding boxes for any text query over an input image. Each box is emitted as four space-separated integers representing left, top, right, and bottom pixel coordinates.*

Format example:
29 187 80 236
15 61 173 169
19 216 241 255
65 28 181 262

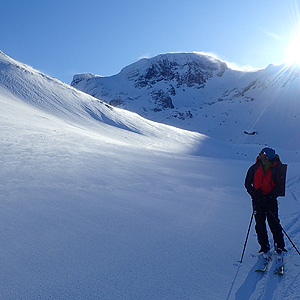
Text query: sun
284 31 300 66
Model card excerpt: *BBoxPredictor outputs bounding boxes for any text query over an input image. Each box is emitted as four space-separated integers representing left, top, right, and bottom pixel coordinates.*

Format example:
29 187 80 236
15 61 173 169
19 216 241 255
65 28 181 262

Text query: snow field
1 51 300 299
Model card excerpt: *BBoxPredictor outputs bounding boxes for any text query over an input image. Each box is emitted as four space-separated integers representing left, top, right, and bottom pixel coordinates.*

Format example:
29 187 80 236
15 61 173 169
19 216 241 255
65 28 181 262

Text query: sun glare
285 32 300 66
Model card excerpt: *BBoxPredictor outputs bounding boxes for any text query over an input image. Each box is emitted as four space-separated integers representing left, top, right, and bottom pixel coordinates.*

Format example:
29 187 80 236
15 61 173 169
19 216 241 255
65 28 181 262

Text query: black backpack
271 156 287 197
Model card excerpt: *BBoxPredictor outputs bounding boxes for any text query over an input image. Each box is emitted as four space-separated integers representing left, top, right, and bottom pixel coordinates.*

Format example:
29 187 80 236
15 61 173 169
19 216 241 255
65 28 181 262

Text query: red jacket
245 158 282 198
253 161 277 195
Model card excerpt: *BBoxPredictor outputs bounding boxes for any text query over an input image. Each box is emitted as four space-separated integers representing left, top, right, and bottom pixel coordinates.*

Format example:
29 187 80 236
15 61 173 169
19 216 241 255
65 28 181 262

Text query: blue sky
1 0 300 83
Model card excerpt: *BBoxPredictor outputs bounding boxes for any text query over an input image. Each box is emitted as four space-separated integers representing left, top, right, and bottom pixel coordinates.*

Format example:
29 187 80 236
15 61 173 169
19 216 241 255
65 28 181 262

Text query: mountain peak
122 52 228 71
71 52 232 116
119 52 228 88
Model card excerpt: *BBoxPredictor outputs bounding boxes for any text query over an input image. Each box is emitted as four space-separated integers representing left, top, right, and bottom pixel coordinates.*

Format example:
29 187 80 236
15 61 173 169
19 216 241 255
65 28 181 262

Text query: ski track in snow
229 171 300 300
232 247 300 300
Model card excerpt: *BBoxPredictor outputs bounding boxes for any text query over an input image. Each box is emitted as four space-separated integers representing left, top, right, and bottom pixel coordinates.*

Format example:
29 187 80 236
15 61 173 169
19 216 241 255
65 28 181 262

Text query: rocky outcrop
121 53 228 89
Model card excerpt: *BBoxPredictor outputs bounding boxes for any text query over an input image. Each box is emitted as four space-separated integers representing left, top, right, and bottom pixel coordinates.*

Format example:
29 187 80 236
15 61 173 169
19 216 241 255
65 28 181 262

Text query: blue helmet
261 147 276 161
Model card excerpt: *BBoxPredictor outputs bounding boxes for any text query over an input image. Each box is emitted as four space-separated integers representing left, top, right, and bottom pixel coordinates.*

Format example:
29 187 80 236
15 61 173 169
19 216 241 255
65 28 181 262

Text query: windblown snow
1 50 300 299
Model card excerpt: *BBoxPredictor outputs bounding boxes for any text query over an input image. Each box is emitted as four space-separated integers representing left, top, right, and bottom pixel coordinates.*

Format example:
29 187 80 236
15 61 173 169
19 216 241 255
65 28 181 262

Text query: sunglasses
260 151 267 156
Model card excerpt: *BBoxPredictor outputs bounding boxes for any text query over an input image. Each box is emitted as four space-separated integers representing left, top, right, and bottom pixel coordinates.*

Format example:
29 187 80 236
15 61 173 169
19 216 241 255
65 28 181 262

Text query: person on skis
245 147 287 255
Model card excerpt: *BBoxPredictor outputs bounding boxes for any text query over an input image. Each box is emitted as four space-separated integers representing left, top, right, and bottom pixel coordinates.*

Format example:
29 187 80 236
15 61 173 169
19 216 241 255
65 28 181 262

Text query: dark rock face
125 54 228 89
151 89 174 111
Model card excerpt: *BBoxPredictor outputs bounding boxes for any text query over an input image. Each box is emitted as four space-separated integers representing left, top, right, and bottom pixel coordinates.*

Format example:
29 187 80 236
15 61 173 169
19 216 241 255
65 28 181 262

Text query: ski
273 254 284 276
273 265 284 276
255 254 271 273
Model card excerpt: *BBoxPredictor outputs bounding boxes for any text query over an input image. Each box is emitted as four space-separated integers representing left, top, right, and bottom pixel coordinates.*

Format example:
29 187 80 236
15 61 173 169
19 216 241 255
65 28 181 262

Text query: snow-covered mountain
0 50 209 156
71 52 300 152
1 51 300 299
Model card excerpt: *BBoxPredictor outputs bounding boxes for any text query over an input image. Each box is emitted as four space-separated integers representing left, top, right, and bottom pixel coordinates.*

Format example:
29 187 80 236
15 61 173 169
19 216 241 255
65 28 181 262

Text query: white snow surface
1 51 300 299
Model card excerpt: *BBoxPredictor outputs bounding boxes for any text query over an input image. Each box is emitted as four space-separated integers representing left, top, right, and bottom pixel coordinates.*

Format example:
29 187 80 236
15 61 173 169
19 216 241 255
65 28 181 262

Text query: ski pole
239 210 254 263
269 210 300 256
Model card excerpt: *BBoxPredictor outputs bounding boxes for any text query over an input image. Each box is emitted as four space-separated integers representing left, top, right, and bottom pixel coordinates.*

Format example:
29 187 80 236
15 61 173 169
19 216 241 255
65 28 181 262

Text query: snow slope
0 51 206 156
1 51 300 299
72 53 300 152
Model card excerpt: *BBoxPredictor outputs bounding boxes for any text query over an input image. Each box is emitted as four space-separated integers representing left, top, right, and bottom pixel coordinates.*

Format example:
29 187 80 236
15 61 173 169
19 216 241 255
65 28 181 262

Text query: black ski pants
253 196 285 251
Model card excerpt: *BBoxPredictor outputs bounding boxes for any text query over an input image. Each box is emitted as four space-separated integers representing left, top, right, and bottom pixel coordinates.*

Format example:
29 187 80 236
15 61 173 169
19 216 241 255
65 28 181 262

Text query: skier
245 147 287 255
